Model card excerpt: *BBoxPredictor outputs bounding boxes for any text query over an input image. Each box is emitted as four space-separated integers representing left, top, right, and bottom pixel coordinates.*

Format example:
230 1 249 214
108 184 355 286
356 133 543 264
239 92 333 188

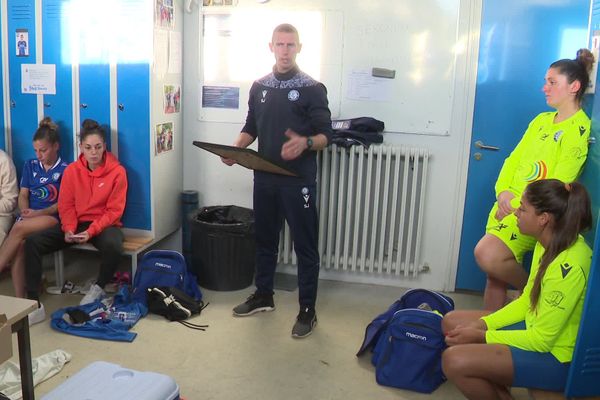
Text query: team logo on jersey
560 262 573 279
261 90 268 103
539 133 549 141
492 223 508 231
553 130 563 142
33 172 38 178
579 126 586 136
301 187 310 208
524 160 547 182
544 290 565 309
510 233 518 241
288 90 300 102
52 172 60 181
39 177 48 184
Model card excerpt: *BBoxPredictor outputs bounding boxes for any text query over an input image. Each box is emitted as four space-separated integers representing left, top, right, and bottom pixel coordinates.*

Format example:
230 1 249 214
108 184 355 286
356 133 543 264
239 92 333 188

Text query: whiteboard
198 0 462 136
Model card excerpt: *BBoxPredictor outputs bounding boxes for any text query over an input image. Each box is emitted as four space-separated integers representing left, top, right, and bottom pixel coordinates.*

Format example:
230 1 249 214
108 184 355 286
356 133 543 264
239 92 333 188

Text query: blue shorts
500 321 570 391
510 347 570 390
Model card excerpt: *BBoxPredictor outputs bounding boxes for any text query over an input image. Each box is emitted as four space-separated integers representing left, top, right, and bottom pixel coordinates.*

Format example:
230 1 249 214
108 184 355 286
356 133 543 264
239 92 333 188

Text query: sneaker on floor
232 292 275 316
28 303 46 326
292 306 317 338
79 284 106 305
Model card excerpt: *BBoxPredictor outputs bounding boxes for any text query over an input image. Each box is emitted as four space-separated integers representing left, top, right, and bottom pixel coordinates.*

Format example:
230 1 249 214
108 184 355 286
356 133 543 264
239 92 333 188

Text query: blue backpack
357 288 454 393
132 250 202 305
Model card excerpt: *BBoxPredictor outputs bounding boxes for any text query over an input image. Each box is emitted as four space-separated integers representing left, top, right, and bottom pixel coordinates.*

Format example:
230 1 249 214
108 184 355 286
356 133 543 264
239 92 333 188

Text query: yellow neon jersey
482 235 592 362
495 109 590 199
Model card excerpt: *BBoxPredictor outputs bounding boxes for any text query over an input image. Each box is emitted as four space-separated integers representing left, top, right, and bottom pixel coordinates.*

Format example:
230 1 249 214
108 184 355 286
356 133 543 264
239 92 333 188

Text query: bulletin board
198 0 463 136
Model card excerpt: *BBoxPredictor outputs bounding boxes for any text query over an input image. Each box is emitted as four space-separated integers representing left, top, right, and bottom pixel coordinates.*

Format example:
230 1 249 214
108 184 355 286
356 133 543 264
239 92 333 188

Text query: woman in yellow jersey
476 49 594 311
443 179 592 398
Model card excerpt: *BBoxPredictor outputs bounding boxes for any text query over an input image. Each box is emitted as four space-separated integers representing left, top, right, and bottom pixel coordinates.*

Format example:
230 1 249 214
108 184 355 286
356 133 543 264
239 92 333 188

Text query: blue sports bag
132 250 202 305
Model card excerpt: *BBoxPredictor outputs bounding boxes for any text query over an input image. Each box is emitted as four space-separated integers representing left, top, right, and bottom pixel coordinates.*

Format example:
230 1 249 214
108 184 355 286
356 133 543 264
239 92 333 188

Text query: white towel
0 349 71 400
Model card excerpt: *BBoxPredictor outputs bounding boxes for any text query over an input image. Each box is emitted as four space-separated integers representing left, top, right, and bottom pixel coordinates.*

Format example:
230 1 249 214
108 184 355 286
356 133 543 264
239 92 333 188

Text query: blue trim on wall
117 63 151 230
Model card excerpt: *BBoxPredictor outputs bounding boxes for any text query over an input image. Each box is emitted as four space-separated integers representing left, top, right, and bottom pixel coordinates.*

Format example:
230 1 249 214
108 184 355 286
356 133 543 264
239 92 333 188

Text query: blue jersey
20 158 68 210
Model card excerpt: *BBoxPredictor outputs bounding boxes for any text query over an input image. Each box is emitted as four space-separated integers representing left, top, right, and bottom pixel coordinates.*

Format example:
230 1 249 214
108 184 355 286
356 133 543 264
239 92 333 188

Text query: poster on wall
163 85 181 113
155 0 174 29
21 64 56 95
155 122 174 155
16 29 29 57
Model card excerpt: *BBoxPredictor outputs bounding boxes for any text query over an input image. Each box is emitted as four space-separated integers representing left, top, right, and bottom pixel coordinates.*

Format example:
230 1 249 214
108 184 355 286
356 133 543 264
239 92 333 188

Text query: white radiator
278 144 430 277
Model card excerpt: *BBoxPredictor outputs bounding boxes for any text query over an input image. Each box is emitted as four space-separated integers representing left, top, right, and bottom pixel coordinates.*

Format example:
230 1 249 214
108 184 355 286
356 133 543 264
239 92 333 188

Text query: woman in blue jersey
443 179 592 398
0 117 67 298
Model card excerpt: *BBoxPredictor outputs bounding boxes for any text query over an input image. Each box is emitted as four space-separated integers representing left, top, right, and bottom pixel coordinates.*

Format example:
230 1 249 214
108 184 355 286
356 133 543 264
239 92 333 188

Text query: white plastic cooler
42 361 179 400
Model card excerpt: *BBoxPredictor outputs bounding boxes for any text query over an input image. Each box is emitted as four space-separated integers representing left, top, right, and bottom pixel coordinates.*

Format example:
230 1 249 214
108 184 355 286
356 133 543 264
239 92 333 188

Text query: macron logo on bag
406 332 427 341
155 262 172 269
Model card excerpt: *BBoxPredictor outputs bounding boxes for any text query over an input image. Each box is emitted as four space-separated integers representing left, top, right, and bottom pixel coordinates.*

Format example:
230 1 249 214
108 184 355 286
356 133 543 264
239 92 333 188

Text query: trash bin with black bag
190 205 255 291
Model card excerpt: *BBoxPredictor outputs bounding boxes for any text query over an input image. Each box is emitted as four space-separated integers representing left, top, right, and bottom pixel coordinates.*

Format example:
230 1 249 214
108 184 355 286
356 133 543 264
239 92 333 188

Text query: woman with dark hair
443 179 593 398
24 119 128 325
0 117 67 298
476 48 595 311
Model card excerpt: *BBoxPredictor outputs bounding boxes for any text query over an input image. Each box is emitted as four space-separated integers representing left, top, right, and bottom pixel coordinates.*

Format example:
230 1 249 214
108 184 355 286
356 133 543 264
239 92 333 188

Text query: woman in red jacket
24 119 128 325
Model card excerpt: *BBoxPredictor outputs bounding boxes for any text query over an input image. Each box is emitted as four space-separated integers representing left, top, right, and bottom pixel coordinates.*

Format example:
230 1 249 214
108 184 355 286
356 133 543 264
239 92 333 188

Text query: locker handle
43 102 51 108
10 100 15 108
474 140 500 151
80 103 88 109
118 104 125 111
589 137 596 145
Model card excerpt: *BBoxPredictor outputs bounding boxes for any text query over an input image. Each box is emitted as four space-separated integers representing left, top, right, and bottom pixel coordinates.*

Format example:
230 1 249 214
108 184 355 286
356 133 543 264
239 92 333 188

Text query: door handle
474 140 500 151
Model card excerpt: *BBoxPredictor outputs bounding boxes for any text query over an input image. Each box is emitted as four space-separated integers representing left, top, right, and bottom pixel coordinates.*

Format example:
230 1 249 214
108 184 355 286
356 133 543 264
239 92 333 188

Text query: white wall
182 0 481 291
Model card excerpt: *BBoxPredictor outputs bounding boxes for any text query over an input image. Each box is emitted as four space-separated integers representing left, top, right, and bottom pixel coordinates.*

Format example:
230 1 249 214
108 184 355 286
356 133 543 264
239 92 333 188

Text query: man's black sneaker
291 307 317 338
232 292 275 316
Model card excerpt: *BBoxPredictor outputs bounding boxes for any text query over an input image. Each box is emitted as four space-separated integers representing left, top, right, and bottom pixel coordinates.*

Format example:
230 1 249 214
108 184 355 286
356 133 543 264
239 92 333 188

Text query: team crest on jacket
52 172 61 181
288 90 300 101
553 130 563 142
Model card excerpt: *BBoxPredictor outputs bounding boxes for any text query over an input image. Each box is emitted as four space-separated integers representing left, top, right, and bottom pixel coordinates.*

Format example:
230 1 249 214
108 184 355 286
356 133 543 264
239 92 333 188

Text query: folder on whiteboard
193 141 299 177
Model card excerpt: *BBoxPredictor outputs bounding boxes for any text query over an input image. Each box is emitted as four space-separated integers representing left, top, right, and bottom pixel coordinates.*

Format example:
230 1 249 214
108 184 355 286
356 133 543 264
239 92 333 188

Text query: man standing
223 23 332 338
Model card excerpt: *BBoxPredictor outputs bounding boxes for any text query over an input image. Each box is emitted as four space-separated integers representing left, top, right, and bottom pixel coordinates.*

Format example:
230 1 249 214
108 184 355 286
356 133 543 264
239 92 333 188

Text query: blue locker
0 4 4 150
565 2 600 396
117 63 151 230
79 64 111 151
41 0 74 163
7 0 38 178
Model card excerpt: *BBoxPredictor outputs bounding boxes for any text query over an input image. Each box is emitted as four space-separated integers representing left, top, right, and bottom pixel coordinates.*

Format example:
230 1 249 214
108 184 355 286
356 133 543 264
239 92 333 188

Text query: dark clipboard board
193 141 299 177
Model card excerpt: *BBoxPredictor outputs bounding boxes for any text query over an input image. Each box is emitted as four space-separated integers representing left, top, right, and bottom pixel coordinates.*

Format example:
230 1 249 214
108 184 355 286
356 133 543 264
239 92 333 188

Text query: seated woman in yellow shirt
443 179 592 398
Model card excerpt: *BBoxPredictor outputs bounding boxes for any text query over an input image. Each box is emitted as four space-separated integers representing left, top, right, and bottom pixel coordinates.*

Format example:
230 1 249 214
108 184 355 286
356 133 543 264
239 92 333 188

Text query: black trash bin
190 205 255 291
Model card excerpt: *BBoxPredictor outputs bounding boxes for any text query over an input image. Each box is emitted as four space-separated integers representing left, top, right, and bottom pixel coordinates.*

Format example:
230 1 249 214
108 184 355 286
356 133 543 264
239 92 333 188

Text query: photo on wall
155 122 174 155
16 29 29 57
155 0 174 29
163 84 181 113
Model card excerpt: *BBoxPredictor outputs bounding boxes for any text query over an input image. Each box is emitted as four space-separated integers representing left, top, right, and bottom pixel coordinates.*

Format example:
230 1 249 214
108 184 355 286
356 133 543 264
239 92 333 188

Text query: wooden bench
52 236 155 286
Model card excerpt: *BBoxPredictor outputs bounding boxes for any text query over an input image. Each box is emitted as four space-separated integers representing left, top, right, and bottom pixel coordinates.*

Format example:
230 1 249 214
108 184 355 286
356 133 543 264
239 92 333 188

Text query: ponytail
550 48 595 103
525 179 592 311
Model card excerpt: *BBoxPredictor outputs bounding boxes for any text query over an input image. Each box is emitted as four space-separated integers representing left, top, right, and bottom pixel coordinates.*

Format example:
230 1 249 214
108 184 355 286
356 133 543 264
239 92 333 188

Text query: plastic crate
42 361 179 400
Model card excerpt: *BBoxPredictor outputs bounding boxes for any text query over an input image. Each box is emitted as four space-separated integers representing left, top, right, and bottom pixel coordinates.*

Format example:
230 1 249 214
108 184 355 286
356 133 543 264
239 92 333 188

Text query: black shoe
291 306 317 338
232 292 275 316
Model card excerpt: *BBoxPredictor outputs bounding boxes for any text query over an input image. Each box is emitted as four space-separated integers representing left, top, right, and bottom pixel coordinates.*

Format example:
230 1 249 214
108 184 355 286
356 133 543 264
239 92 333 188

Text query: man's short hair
272 23 300 42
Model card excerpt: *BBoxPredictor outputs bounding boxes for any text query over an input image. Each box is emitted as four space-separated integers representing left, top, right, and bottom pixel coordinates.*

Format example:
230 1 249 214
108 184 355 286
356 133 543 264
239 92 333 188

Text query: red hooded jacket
58 152 127 237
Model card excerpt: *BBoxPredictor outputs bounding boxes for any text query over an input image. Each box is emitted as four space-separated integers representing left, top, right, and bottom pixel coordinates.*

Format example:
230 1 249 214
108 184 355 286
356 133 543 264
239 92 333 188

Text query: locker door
0 3 5 150
7 0 37 178
117 63 151 231
78 64 110 150
41 0 74 162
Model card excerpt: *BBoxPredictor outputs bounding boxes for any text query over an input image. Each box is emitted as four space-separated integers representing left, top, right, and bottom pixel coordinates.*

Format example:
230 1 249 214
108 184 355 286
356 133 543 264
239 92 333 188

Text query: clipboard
193 141 299 177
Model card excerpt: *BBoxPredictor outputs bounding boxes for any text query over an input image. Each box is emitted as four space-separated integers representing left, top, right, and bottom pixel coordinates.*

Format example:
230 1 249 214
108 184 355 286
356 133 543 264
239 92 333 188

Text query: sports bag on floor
132 250 202 305
357 288 454 393
147 286 209 330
